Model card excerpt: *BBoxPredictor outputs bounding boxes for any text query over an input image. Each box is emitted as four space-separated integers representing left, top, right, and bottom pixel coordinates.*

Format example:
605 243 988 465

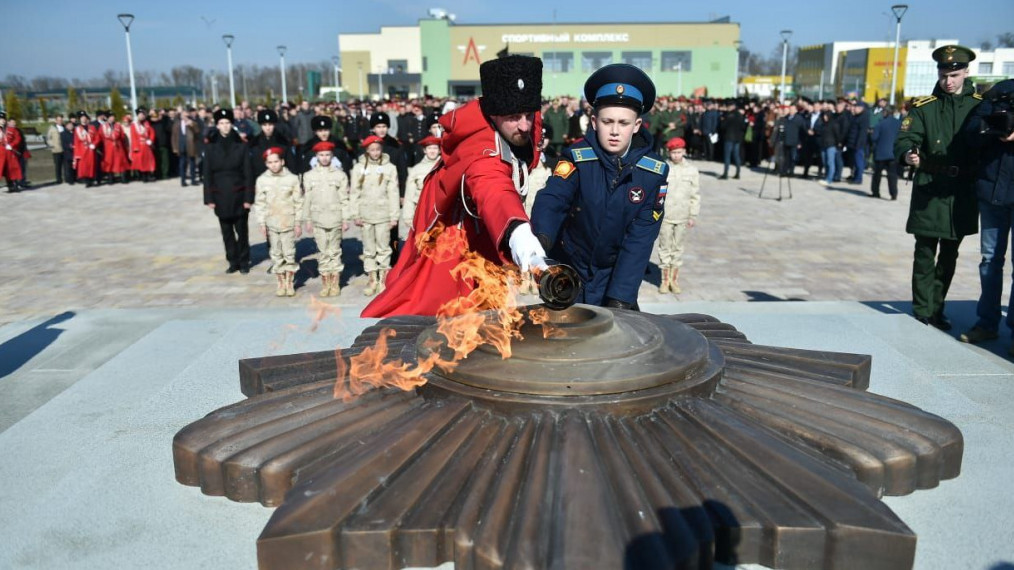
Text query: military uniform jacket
532 128 669 306
402 156 438 228
351 154 400 224
254 167 303 231
303 165 351 229
895 79 982 239
203 130 253 219
662 159 700 224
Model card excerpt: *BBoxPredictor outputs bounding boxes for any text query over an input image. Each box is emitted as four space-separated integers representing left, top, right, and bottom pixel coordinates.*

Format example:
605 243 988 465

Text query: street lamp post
378 65 385 101
222 34 235 106
278 45 288 104
779 30 793 103
332 56 341 101
733 40 742 96
889 4 908 105
117 14 139 120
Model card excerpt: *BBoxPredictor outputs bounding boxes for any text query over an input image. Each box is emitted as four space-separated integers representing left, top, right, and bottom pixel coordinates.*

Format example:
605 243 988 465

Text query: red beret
262 146 285 160
418 135 441 148
666 137 686 150
311 141 336 154
361 135 384 148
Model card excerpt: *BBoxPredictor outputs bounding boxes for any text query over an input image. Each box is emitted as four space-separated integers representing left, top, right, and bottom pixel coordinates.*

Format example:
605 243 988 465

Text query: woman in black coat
203 108 253 273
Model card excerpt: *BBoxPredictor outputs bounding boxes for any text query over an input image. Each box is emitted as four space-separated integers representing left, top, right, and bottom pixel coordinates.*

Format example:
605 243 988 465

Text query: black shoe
914 315 931 326
239 266 250 275
733 173 740 179
931 313 952 331
870 193 880 198
226 266 240 274
890 195 898 201
181 180 188 187
718 174 729 180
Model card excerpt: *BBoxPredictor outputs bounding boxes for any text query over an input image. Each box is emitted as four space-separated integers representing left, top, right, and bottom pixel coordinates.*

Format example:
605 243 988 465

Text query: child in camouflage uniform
302 141 351 297
352 136 400 296
253 147 303 297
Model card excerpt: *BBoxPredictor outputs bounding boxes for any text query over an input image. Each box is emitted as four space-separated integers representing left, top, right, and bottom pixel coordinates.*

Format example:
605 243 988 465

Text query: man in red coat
1 111 25 192
72 111 101 187
98 110 129 184
129 107 157 182
363 55 548 317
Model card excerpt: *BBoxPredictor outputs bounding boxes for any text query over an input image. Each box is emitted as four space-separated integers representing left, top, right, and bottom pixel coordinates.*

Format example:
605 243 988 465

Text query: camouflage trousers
361 222 392 273
313 225 344 274
657 222 690 269
267 229 298 274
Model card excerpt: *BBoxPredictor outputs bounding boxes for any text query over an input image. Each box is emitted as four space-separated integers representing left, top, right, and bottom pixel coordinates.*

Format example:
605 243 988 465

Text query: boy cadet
531 63 669 309
352 135 400 296
657 137 700 294
303 141 352 297
299 115 352 176
400 135 441 241
254 146 303 297
895 45 982 330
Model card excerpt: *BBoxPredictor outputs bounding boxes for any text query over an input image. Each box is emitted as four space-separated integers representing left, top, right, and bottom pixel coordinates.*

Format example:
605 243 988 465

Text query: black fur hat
369 112 391 128
311 115 333 131
257 109 278 124
479 55 543 117
213 108 232 123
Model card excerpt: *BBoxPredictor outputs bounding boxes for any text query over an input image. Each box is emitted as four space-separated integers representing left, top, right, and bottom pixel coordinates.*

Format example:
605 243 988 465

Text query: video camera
981 91 1014 138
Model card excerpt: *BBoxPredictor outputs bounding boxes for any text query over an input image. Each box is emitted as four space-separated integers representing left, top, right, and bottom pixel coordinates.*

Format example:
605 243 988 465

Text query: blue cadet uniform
531 64 668 310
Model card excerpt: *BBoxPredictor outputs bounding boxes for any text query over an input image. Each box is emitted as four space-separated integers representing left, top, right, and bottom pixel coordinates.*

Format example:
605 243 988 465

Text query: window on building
1003 62 1014 76
661 51 692 72
387 59 408 73
979 62 993 75
543 52 574 73
622 51 653 70
582 51 613 72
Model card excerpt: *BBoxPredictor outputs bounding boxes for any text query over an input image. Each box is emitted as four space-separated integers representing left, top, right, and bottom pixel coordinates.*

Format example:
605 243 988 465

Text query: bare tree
997 33 1014 48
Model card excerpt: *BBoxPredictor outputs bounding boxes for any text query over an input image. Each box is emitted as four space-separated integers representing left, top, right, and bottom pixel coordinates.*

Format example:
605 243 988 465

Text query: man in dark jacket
870 106 901 199
719 106 749 179
60 115 77 185
204 108 254 274
775 104 807 176
846 102 871 183
958 78 1014 348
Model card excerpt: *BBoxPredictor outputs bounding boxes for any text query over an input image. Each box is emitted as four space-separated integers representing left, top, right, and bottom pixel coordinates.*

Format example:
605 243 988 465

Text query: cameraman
958 79 1014 351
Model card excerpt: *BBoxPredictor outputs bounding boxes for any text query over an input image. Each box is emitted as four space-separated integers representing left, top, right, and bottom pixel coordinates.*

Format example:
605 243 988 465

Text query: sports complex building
338 15 741 100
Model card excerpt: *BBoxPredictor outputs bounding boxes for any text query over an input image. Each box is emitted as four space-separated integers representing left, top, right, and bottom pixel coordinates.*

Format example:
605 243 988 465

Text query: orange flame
527 307 567 339
332 223 531 401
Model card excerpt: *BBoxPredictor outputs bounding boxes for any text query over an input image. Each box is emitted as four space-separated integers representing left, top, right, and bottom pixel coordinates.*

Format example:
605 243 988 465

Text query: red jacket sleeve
464 158 529 263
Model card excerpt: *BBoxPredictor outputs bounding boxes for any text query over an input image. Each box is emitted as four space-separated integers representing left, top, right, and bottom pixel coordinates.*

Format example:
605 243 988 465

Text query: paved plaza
2 158 1014 570
0 156 989 324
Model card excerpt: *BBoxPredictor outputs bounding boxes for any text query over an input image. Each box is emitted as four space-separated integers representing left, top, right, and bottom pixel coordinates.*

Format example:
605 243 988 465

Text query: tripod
758 146 793 201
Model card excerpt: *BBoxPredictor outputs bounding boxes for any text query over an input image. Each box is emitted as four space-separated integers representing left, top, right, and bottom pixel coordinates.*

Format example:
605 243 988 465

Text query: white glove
88 144 95 150
146 140 152 145
508 222 548 273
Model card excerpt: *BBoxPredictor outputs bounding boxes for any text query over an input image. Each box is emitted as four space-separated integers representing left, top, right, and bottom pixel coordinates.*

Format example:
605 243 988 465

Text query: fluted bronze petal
173 306 963 570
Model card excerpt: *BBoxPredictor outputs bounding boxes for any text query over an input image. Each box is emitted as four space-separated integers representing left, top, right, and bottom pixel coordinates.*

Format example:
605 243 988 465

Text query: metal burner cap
416 304 719 398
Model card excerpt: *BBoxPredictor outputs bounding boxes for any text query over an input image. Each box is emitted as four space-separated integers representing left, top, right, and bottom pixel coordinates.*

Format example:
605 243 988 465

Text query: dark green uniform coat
895 79 982 239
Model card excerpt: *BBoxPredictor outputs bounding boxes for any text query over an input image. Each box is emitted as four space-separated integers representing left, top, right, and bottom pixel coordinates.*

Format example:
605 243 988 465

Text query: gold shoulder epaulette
972 93 984 100
912 95 937 108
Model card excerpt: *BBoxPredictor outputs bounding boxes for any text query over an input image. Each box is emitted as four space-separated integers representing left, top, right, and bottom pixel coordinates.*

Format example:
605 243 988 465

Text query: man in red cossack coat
129 107 157 182
362 55 548 317
98 110 130 184
72 110 101 187
1 111 25 193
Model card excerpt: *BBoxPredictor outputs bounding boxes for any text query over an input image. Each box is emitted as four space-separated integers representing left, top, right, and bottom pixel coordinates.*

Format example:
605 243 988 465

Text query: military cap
310 115 333 131
478 55 543 117
584 63 656 115
77 110 89 119
369 112 391 128
0 111 6 120
418 135 441 148
256 109 278 124
666 137 686 150
135 106 148 115
96 109 108 117
311 141 335 154
932 45 976 71
361 135 384 148
425 113 441 129
212 108 232 123
261 146 285 161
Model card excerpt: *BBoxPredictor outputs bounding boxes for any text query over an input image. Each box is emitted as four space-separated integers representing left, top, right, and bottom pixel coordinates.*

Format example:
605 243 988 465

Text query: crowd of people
4 45 1012 354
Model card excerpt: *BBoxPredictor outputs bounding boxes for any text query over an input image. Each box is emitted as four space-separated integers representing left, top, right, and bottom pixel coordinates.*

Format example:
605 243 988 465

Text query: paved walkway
0 160 988 326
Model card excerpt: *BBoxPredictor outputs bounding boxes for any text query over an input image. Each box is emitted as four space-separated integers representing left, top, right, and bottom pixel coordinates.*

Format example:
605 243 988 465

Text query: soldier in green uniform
895 45 982 329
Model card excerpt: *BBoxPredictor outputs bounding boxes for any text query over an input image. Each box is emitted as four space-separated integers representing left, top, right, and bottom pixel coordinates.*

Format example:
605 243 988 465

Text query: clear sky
4 0 1013 81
